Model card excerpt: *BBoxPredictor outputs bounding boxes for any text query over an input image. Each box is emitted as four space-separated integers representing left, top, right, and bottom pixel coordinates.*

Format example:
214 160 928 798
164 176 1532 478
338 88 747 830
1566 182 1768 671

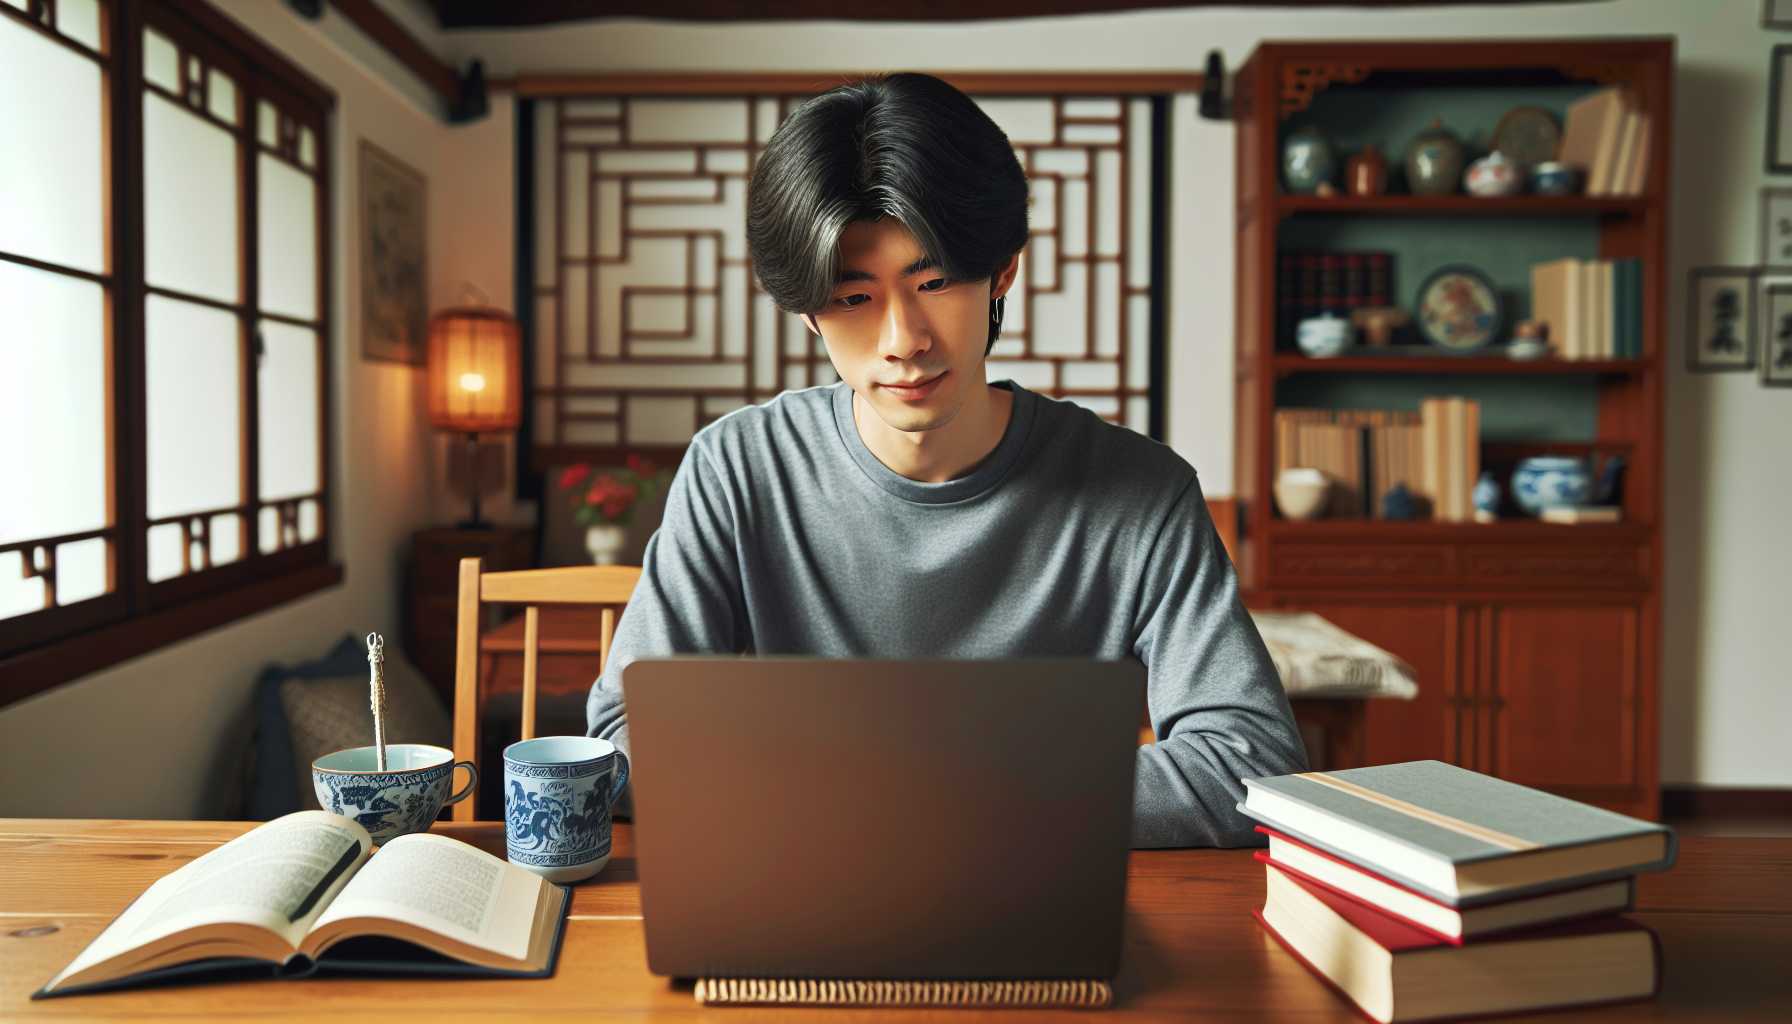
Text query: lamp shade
426 306 521 433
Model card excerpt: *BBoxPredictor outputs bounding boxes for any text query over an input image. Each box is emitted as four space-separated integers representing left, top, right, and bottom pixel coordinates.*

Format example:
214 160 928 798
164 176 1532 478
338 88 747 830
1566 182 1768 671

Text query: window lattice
527 91 1161 456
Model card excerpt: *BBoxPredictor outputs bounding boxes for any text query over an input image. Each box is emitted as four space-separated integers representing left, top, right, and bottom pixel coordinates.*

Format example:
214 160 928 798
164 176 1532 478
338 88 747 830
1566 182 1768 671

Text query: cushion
1249 610 1418 700
248 635 452 819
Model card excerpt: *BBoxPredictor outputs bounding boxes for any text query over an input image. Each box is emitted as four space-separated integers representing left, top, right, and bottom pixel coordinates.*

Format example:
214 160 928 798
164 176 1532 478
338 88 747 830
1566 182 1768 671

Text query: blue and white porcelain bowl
313 743 477 844
504 736 630 883
1511 456 1592 515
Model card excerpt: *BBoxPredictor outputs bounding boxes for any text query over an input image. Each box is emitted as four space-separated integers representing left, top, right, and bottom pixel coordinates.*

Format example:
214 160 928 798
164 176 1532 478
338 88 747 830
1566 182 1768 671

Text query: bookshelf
1233 39 1670 819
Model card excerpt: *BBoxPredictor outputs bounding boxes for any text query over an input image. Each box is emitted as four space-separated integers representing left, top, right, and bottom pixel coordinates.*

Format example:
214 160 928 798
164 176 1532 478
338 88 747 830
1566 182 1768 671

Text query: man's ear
799 312 821 336
990 248 1023 301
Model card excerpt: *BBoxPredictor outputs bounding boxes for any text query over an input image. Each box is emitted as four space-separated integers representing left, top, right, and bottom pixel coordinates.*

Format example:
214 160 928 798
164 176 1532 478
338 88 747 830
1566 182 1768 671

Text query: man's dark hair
746 72 1029 354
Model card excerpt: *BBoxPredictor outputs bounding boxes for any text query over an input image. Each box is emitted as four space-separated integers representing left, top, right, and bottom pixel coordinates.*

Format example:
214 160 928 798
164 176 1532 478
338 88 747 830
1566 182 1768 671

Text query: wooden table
3 820 1789 1021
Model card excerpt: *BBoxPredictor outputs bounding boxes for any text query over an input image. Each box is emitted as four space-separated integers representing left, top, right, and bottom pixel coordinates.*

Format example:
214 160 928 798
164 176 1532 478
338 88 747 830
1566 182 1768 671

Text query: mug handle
443 760 479 806
606 751 630 810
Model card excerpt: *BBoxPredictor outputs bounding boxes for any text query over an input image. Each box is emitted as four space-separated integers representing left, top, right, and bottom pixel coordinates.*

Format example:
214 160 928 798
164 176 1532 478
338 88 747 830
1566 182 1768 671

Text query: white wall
430 0 1792 789
0 2 468 818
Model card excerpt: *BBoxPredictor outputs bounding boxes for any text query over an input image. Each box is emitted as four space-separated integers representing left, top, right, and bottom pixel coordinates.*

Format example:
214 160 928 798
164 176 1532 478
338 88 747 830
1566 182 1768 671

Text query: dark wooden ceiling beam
428 0 1586 29
331 0 458 104
498 70 1205 95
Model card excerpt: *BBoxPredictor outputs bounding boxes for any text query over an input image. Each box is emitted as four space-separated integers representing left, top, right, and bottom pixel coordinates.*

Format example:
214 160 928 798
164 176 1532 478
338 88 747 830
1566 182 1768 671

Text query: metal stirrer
366 632 389 771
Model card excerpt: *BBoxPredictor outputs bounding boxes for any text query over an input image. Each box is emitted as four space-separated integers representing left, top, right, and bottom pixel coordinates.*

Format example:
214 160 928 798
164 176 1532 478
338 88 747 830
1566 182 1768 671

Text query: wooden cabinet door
1483 603 1640 795
1267 600 1459 769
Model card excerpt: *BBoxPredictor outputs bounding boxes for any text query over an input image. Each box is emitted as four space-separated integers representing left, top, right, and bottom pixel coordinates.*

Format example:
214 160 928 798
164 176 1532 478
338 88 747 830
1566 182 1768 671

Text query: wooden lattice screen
519 80 1174 467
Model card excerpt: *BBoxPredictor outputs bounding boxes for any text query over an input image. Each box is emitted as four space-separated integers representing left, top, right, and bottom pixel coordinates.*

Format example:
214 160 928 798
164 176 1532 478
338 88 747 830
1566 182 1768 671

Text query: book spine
1279 251 1297 348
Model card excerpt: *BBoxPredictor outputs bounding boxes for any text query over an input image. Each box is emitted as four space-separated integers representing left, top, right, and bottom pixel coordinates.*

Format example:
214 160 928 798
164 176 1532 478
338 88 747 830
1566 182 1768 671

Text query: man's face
802 218 1018 435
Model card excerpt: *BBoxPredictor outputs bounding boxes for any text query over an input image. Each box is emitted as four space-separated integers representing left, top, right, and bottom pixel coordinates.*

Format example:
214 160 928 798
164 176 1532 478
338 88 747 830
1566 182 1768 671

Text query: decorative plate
1414 265 1503 352
1492 105 1562 166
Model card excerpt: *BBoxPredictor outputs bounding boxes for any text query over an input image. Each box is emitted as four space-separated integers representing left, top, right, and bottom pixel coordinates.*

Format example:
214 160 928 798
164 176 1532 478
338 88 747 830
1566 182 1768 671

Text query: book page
48 811 370 987
308 833 546 962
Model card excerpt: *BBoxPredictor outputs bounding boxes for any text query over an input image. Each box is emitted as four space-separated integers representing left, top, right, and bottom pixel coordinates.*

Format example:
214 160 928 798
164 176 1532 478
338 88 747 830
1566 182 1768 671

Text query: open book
35 810 570 999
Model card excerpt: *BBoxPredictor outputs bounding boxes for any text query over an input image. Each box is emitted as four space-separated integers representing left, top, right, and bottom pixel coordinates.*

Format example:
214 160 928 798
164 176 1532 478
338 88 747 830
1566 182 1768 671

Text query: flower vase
585 524 627 565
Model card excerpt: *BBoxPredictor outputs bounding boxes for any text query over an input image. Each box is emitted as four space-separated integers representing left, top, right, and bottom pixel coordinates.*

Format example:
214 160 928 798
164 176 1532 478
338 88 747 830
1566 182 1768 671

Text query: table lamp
426 305 520 528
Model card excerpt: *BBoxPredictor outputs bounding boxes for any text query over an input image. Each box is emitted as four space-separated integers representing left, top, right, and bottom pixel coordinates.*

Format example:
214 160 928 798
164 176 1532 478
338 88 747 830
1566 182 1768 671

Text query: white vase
585 524 627 565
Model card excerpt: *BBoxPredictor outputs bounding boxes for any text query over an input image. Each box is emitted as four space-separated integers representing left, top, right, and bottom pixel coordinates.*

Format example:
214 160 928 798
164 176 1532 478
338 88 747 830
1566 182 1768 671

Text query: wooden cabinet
1233 39 1668 821
404 526 534 709
1482 602 1642 796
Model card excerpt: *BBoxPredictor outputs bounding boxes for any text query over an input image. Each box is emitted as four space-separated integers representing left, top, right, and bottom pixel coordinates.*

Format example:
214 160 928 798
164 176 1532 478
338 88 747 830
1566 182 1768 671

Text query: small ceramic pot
1346 145 1388 196
1282 126 1337 194
1472 470 1502 520
1297 313 1353 358
1404 119 1465 196
585 524 626 565
1511 456 1592 515
1530 161 1579 196
1464 151 1522 197
1507 338 1550 361
1273 468 1330 521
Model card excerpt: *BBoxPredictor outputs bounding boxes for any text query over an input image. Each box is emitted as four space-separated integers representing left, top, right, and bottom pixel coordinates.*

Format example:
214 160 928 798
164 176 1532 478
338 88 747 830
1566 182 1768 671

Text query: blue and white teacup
312 743 477 844
503 736 630 883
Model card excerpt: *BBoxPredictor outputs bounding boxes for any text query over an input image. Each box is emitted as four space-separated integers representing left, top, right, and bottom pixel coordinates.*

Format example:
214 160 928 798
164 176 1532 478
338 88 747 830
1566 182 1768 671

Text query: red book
1255 861 1660 1024
1253 828 1634 944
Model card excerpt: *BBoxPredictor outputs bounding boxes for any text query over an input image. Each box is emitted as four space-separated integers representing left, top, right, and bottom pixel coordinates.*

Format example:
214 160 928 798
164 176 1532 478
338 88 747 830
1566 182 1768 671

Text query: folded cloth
1249 610 1418 700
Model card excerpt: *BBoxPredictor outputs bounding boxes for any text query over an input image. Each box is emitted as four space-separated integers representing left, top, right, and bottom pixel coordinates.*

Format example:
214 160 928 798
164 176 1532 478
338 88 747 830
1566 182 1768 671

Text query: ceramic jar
1529 161 1579 196
1472 470 1502 521
1273 468 1330 521
1282 126 1337 194
1297 313 1353 358
1511 456 1592 515
1464 151 1522 196
1346 145 1388 196
1404 118 1465 196
585 524 627 564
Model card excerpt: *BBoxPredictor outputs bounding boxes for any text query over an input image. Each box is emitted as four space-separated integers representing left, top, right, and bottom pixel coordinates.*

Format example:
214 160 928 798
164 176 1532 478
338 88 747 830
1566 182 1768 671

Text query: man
586 72 1306 847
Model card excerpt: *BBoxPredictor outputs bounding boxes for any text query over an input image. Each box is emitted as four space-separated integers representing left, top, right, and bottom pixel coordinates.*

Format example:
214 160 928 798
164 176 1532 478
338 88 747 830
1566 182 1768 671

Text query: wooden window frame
0 0 341 708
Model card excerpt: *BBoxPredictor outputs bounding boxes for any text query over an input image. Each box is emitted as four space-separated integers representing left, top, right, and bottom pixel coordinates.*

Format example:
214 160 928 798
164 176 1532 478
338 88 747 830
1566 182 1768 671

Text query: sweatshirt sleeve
1129 473 1308 848
585 439 746 813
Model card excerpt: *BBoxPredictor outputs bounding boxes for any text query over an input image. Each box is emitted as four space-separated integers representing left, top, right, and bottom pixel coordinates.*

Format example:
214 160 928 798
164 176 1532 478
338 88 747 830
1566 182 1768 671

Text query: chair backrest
451 558 641 822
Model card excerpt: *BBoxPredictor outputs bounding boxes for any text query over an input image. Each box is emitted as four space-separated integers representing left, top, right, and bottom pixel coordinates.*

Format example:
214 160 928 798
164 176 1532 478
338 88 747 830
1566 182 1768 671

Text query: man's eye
919 278 947 292
835 294 869 308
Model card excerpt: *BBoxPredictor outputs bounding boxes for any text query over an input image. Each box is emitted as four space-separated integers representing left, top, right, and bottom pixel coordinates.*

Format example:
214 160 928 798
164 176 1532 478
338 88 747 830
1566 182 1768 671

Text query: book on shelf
1530 257 1643 359
1253 828 1636 943
34 811 571 1000
1255 860 1661 1024
1277 250 1393 346
1237 760 1677 906
1541 505 1622 524
1417 398 1477 522
1623 112 1652 195
1563 86 1635 197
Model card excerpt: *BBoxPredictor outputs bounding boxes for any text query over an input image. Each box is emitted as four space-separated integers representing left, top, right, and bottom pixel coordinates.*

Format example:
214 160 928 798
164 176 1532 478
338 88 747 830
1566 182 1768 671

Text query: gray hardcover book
1238 760 1676 907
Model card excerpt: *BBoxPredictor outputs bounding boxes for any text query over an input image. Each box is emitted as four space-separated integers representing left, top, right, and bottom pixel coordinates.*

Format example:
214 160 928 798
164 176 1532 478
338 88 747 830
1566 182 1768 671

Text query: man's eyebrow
835 255 941 284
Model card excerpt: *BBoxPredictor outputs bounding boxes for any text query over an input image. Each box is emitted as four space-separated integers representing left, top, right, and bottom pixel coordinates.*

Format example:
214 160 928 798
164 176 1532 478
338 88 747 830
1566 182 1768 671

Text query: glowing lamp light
425 305 521 528
426 306 520 434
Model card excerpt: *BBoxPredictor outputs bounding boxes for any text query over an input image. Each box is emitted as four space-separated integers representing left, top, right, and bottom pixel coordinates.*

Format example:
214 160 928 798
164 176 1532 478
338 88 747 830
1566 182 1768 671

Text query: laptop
620 656 1144 981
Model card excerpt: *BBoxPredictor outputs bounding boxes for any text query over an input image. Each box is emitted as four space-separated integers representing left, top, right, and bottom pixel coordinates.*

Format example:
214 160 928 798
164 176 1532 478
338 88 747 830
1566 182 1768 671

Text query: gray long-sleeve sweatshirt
584 378 1308 847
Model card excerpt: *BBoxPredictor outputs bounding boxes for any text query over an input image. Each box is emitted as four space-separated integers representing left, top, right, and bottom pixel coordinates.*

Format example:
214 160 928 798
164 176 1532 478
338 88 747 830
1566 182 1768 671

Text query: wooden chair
451 558 641 822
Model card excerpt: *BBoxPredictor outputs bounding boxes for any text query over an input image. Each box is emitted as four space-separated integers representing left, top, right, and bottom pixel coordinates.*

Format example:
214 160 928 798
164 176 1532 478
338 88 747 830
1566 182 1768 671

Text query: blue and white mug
312 743 477 844
503 736 630 883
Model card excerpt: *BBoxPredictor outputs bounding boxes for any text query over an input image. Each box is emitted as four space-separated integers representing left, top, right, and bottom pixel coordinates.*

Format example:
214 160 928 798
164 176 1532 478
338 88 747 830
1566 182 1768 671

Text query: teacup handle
443 760 479 806
606 751 630 809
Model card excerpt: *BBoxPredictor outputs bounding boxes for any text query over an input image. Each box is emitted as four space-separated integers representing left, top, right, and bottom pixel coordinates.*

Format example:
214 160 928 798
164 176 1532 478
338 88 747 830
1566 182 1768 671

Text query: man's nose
877 290 932 361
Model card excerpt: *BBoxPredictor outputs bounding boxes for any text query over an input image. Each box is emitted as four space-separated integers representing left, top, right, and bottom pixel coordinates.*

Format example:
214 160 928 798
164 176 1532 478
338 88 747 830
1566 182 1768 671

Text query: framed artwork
1773 46 1792 174
1762 188 1792 263
359 140 428 365
1768 0 1792 30
1763 284 1792 386
1685 266 1758 373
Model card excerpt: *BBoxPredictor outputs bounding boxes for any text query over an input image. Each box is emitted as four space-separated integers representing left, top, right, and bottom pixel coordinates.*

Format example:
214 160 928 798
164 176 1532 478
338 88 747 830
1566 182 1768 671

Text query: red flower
625 453 657 477
558 464 591 491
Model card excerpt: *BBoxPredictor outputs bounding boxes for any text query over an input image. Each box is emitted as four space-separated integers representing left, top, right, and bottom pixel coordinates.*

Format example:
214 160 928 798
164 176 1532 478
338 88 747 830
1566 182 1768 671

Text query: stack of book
1560 86 1651 197
1240 761 1675 1024
1274 401 1478 521
1530 258 1644 359
1277 250 1394 346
